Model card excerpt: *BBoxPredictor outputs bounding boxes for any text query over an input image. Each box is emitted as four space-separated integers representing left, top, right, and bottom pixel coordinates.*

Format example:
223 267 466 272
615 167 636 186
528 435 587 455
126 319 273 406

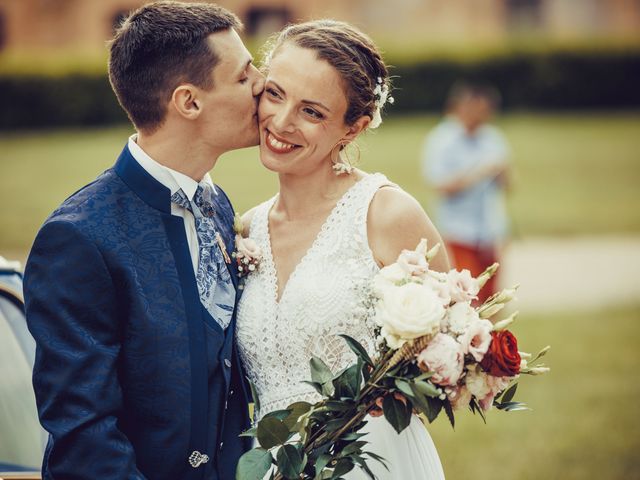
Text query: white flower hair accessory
370 77 394 129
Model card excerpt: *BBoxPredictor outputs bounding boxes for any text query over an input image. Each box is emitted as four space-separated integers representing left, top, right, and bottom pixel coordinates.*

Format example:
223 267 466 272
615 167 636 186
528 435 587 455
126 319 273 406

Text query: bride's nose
271 104 296 133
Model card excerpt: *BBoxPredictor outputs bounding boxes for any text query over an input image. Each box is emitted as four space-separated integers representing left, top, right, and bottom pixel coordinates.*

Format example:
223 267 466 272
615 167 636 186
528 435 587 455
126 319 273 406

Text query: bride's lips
264 129 301 154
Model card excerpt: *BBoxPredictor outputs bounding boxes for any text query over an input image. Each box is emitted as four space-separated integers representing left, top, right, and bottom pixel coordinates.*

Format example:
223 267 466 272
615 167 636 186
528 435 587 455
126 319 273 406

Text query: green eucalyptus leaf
235 448 273 480
333 360 362 400
239 426 258 437
301 380 325 396
382 395 412 434
276 444 306 480
256 417 289 449
412 380 440 398
283 401 313 430
340 441 368 457
394 379 415 398
331 458 355 478
263 409 291 421
310 356 334 386
338 334 374 366
315 453 333 477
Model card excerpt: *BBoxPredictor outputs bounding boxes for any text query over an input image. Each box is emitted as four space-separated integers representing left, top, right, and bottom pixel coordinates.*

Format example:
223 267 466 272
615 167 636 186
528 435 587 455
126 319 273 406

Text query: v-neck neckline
263 175 372 306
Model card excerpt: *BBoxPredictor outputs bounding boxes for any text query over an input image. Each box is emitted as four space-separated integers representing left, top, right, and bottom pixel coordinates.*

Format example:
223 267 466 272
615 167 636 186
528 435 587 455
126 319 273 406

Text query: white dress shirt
127 134 217 274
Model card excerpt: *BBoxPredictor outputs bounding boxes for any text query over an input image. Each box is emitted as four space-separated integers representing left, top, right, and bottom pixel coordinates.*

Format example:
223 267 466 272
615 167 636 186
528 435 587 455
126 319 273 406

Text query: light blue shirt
421 117 510 246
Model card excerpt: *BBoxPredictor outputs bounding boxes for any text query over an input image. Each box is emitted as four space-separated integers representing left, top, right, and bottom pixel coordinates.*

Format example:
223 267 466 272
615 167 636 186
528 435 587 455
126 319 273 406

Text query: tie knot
194 184 216 218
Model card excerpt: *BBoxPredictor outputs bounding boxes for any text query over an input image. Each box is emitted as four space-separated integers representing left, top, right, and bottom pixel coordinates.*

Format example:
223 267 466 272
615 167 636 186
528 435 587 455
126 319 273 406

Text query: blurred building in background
0 0 639 53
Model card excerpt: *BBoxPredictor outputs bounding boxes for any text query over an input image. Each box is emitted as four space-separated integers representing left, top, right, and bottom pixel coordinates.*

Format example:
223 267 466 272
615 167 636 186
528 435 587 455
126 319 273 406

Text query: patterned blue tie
171 185 235 329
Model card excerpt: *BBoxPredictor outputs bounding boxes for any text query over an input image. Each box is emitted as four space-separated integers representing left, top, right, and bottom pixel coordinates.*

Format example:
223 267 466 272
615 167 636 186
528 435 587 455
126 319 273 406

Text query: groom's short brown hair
108 1 241 133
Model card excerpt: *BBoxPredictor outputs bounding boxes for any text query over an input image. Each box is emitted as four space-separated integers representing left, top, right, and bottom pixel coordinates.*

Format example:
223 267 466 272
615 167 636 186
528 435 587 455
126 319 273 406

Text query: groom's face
198 28 264 152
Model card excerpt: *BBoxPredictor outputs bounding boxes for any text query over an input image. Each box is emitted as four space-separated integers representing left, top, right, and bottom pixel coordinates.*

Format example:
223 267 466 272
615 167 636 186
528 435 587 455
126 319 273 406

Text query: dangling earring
331 140 354 175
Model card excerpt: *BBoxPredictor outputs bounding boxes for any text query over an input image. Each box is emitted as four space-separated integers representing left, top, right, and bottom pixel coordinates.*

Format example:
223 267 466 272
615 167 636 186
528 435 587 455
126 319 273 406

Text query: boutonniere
232 214 262 279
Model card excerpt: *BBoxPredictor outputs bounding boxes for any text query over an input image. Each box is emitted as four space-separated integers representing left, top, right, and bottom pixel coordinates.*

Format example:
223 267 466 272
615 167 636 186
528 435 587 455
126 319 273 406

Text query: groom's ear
341 115 371 142
171 85 202 120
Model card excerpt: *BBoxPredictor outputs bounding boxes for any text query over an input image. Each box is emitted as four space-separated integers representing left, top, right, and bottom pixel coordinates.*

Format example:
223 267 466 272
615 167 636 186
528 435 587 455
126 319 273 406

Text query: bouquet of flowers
236 240 550 480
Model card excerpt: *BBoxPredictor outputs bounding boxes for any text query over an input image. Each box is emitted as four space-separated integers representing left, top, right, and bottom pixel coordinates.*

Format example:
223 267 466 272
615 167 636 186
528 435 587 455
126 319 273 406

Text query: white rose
459 319 493 362
443 302 480 336
416 333 464 386
447 269 480 303
376 282 445 349
372 263 407 298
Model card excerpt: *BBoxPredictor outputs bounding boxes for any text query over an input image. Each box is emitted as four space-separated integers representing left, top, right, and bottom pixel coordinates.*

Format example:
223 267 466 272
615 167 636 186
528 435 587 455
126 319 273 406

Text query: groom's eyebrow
270 80 331 112
236 57 253 77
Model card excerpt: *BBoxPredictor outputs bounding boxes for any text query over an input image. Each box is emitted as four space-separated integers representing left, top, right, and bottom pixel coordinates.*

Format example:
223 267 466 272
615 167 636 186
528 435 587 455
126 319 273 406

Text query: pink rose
447 269 480 303
235 235 262 261
466 365 513 412
459 319 493 362
416 333 464 386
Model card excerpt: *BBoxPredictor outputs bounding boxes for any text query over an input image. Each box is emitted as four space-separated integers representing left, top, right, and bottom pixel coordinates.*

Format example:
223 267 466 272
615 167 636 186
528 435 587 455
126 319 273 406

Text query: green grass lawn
1 112 639 253
431 305 640 480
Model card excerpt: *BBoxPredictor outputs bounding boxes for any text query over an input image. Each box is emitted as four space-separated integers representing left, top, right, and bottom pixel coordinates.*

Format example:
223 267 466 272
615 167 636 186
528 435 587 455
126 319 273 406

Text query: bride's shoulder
366 183 449 271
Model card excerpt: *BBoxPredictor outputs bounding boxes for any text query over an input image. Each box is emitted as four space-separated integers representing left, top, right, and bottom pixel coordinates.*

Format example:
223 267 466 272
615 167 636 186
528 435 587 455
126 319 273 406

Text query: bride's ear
171 84 202 120
341 115 371 143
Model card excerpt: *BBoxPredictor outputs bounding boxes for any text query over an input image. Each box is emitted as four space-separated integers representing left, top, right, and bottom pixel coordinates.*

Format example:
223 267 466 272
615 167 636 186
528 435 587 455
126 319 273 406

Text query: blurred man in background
422 82 511 303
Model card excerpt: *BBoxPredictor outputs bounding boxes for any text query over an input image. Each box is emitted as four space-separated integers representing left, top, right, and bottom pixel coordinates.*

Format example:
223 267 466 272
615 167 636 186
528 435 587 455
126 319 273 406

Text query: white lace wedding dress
237 173 445 479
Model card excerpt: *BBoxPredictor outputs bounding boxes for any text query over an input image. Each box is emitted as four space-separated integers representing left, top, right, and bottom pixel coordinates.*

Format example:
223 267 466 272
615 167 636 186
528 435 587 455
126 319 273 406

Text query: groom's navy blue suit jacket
24 145 251 479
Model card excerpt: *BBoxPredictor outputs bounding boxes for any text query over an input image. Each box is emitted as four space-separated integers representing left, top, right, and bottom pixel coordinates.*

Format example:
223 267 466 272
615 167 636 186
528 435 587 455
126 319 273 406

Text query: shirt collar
127 134 217 201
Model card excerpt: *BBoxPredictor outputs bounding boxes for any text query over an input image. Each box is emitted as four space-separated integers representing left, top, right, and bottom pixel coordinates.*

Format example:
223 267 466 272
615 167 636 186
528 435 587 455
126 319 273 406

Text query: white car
0 257 44 479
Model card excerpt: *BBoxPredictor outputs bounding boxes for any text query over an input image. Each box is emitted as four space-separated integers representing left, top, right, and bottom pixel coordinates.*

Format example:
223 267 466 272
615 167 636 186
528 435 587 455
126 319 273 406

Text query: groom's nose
252 68 266 97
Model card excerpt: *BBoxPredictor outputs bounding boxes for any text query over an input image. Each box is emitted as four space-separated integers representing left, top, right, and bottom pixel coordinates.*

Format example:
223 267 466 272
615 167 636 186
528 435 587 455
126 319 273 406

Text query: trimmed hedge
1 49 639 130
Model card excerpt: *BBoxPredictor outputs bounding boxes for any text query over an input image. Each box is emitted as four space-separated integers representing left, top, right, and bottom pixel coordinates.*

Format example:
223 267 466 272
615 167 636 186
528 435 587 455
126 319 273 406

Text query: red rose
480 330 521 377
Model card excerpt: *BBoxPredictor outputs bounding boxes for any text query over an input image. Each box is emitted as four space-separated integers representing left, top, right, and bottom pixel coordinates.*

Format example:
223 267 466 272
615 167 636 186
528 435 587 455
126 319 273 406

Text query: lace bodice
236 173 392 419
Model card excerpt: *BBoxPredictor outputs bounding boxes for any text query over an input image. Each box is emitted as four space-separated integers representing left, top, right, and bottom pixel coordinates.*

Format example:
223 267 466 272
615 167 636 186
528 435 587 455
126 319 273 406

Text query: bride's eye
303 107 323 120
266 87 282 100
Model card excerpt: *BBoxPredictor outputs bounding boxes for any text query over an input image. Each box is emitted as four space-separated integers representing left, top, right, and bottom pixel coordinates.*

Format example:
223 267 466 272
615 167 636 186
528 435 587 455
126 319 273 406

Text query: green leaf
331 458 355 478
443 400 455 429
338 334 374 366
301 380 325 396
414 371 434 382
283 401 312 430
325 417 349 432
315 454 333 477
324 400 353 412
310 356 334 386
339 441 369 458
239 426 258 437
362 451 389 471
276 444 306 480
424 396 443 423
333 360 363 400
248 378 261 414
502 383 518 403
341 432 368 441
394 379 415 398
235 448 273 480
263 409 291 421
382 395 412 434
351 454 377 479
256 416 289 449
412 380 440 398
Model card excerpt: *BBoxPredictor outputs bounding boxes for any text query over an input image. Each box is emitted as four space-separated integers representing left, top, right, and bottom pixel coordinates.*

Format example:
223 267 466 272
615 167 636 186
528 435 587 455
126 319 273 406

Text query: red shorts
446 241 499 305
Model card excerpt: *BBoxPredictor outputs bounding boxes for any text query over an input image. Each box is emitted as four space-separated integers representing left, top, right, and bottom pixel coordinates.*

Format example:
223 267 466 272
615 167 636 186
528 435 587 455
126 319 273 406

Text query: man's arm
24 220 145 479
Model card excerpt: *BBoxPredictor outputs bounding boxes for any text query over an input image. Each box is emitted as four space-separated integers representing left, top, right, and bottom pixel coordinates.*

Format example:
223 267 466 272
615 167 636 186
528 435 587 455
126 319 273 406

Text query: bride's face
258 42 355 176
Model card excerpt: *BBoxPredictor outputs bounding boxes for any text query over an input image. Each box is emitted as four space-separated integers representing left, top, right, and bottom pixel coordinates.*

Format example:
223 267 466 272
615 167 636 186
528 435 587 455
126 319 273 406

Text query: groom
23 2 264 479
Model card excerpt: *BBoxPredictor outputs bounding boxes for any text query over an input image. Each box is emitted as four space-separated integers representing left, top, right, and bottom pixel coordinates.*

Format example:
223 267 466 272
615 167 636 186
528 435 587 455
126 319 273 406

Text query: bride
236 20 448 479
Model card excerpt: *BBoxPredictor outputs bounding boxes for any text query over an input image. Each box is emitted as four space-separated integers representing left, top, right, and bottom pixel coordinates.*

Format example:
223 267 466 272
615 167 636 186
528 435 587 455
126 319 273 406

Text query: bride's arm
367 186 450 273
